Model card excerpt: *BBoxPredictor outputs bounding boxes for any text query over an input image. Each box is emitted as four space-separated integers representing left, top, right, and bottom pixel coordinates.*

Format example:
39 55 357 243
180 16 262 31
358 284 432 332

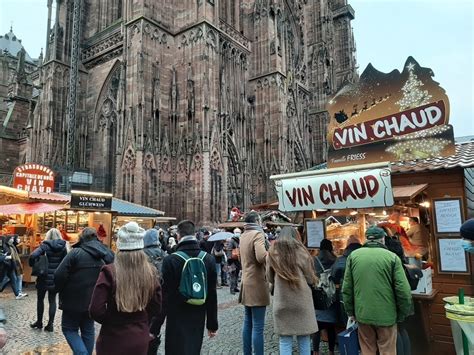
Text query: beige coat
267 250 318 336
239 229 270 307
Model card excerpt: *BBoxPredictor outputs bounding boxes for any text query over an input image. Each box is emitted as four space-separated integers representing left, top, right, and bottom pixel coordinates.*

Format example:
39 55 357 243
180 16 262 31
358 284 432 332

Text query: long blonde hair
115 250 158 312
268 227 317 289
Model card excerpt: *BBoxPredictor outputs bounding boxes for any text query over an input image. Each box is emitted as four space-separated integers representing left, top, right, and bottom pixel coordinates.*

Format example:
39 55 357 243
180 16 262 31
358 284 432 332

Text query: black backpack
32 254 49 277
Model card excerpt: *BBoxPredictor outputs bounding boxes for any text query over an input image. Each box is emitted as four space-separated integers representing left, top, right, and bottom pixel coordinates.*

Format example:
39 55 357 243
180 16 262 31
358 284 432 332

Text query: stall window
78 211 89 230
55 210 66 230
66 211 78 233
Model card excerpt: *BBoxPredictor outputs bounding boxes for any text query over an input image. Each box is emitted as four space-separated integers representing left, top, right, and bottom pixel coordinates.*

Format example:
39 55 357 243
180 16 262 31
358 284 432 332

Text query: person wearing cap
460 219 474 254
55 227 114 355
342 226 413 355
89 222 162 355
225 228 242 295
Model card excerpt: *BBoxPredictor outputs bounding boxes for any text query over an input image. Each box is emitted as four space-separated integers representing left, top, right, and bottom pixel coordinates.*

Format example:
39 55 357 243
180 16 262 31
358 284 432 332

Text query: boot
44 322 54 332
30 321 43 329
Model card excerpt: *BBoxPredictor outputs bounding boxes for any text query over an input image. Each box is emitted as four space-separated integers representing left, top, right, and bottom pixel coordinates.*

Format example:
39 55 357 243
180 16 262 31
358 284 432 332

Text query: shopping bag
338 318 359 355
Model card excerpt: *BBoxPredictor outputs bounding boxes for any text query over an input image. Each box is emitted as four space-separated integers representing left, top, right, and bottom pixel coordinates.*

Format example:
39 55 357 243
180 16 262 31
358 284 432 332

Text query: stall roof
0 202 66 215
29 192 70 203
392 184 428 200
111 198 164 217
391 141 474 173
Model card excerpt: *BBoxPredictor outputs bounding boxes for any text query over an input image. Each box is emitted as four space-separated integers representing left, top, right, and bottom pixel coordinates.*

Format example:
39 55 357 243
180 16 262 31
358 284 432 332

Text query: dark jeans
243 306 266 355
62 310 95 355
1 271 19 296
313 321 336 351
37 288 57 324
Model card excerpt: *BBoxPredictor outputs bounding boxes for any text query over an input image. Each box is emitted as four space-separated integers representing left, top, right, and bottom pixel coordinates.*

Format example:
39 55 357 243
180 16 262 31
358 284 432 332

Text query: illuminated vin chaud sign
326 56 455 168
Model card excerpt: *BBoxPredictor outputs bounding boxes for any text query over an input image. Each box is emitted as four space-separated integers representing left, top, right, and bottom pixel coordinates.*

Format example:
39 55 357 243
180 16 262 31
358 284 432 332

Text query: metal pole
65 0 83 173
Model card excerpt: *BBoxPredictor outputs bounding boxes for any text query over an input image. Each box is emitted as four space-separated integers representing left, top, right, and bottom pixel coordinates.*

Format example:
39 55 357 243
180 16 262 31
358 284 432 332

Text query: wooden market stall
270 141 474 355
389 140 474 354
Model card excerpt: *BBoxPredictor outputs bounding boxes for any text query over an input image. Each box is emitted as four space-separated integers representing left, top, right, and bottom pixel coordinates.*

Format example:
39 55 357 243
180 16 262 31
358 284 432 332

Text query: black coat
29 239 67 291
54 238 114 313
160 239 218 355
331 243 362 285
199 239 214 253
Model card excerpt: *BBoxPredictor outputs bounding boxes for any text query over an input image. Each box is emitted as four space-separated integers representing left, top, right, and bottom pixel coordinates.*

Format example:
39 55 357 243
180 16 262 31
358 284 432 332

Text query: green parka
341 241 414 326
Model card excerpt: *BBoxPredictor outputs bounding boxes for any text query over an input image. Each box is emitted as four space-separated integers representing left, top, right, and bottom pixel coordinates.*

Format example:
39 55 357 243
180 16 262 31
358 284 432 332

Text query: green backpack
174 251 208 306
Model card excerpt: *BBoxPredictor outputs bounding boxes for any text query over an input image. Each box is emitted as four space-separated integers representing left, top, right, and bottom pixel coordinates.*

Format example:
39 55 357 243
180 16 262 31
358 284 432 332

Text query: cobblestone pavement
1 285 336 355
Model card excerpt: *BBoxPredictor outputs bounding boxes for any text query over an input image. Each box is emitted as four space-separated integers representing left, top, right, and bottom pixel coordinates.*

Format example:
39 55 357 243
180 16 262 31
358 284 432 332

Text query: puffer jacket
29 239 67 291
54 238 114 312
342 241 413 326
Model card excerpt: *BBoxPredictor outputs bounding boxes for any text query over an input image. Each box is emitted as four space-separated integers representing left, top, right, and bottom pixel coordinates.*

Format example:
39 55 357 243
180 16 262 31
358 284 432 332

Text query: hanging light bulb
350 210 358 215
420 201 430 208
382 210 387 216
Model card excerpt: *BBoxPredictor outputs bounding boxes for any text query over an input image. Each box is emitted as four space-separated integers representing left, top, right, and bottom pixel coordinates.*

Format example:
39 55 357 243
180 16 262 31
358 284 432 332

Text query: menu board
434 199 463 234
305 219 326 248
438 238 469 273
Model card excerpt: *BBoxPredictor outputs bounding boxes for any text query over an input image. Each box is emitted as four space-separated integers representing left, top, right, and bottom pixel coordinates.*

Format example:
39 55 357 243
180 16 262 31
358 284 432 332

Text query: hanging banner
13 163 55 193
326 57 455 168
274 167 394 212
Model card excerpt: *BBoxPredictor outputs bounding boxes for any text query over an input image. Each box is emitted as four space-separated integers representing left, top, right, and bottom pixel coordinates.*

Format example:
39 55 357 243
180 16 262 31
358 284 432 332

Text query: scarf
244 223 264 233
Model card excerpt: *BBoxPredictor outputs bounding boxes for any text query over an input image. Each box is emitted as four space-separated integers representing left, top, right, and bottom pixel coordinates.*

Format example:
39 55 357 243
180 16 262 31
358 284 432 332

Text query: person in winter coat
267 227 318 354
331 235 362 285
226 228 241 295
143 228 166 355
211 240 227 288
143 228 166 273
330 235 362 326
313 239 338 355
0 235 26 299
89 222 162 355
199 231 214 253
54 227 114 355
159 220 218 355
29 229 67 331
239 212 270 355
342 226 413 355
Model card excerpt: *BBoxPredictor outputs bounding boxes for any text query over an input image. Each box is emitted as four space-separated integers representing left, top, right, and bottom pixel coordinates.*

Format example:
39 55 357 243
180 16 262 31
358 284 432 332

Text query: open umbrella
208 231 234 242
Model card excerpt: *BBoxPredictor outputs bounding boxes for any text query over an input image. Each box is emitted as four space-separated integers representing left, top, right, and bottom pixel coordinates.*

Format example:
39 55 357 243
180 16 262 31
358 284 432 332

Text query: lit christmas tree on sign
396 62 432 110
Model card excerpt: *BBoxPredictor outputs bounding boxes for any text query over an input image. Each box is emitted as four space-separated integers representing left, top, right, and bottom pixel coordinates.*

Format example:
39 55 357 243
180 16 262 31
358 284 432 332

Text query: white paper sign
275 168 394 211
438 238 467 272
306 220 325 248
434 200 462 233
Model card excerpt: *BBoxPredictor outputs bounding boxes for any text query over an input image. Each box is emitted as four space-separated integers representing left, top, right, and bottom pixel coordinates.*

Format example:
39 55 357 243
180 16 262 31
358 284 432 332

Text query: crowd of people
0 215 473 354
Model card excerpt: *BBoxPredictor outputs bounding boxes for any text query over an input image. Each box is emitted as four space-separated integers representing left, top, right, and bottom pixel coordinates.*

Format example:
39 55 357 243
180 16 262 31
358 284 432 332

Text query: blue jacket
29 239 67 291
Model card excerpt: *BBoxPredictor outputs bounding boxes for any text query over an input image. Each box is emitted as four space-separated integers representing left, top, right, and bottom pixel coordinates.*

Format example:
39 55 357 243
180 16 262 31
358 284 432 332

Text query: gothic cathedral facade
27 0 357 224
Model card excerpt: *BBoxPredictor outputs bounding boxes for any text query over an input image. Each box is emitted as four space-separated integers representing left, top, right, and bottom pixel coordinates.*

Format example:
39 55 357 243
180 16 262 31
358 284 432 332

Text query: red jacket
89 264 162 355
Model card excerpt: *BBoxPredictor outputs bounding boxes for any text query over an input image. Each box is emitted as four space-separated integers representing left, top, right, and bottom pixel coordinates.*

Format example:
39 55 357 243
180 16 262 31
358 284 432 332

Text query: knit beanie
117 222 145 251
366 226 386 240
460 219 474 241
144 228 160 248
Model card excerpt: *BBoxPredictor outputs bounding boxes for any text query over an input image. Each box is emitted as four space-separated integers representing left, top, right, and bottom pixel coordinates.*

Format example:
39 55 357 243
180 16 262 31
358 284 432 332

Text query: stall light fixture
316 209 327 212
94 212 101 215
78 211 86 214
350 210 358 215
333 210 340 213
420 201 430 208
368 212 376 216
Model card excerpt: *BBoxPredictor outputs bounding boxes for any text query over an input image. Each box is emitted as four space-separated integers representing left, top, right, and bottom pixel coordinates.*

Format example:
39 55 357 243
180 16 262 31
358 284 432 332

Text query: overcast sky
1 0 473 136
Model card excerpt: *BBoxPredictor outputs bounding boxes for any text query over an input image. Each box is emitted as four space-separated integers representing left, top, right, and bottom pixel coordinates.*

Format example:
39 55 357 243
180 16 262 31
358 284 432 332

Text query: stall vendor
406 217 428 256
